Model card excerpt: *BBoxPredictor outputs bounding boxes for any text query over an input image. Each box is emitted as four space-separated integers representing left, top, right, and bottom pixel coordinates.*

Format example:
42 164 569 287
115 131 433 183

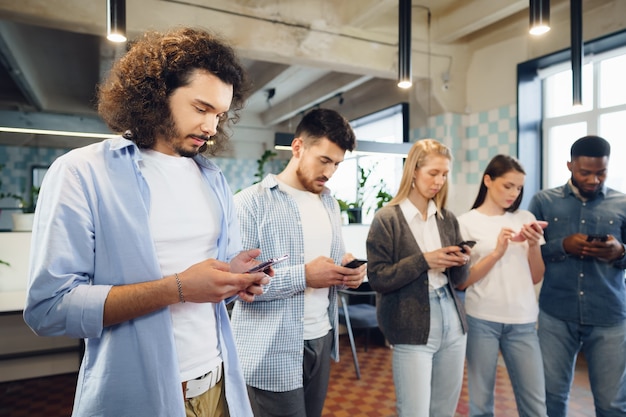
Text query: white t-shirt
277 179 332 341
457 209 543 324
139 149 222 382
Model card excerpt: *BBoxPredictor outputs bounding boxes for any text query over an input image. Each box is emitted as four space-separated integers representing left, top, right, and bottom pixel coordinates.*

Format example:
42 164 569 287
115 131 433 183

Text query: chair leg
341 296 361 379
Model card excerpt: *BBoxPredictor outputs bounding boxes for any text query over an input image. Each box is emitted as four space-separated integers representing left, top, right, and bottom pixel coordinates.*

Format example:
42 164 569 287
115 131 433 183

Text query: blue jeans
538 310 626 417
392 286 467 417
466 315 547 417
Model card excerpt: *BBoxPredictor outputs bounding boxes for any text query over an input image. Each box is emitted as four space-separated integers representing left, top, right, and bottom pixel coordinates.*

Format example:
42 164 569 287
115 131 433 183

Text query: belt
182 363 223 400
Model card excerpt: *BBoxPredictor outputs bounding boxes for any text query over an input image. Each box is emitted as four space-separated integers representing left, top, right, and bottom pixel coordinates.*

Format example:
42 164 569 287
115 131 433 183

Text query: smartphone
457 240 477 253
586 234 608 242
344 258 367 268
246 254 289 273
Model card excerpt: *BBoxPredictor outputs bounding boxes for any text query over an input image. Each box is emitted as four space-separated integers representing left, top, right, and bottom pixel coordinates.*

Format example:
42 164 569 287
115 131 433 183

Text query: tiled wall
219 158 285 194
0 146 67 201
412 104 518 213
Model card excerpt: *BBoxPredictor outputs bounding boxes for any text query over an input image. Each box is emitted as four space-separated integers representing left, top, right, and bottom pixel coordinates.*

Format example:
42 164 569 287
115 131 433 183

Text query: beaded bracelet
174 273 185 303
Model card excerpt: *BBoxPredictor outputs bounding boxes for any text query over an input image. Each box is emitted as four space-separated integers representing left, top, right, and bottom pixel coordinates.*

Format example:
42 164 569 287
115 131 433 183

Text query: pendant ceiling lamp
397 0 412 89
107 0 127 43
529 0 550 35
571 0 583 105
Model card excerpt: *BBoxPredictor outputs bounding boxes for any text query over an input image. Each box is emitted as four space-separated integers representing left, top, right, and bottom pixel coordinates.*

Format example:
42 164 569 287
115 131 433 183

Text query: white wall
342 224 370 260
466 37 527 113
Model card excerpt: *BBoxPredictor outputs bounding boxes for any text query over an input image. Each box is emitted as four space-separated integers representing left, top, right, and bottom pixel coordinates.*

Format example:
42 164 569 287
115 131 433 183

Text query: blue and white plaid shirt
231 174 344 392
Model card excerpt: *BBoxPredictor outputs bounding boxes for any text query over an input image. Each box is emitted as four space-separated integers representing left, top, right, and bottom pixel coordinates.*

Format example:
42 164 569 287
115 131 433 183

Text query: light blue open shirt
23 137 253 417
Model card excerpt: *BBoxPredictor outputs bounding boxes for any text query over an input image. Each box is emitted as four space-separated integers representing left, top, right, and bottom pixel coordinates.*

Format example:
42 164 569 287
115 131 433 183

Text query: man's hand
582 235 625 261
564 233 625 261
103 257 269 326
305 256 366 289
179 258 269 303
230 248 263 273
339 262 367 289
563 233 590 257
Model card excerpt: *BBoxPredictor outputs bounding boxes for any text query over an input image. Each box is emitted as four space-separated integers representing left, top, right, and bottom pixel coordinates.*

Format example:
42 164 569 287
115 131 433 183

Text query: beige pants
184 377 230 417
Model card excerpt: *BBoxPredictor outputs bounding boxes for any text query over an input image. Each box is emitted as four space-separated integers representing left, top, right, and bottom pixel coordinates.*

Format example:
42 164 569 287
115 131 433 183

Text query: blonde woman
366 139 470 417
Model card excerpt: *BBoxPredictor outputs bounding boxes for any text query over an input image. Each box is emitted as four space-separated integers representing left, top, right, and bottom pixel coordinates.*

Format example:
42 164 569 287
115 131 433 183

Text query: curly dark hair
97 27 249 155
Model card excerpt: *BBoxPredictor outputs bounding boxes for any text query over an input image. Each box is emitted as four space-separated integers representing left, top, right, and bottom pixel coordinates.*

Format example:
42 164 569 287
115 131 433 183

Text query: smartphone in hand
586 234 608 242
456 240 476 253
246 254 289 273
511 221 548 242
344 259 367 268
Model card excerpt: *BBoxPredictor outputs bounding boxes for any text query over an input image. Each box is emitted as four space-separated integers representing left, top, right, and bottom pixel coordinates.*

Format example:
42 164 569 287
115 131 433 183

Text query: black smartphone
586 234 608 242
457 240 477 253
246 254 289 273
344 259 367 268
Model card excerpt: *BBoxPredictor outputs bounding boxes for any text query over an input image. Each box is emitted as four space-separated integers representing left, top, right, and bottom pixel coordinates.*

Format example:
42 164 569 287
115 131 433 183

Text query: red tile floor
0 334 595 417
323 333 594 417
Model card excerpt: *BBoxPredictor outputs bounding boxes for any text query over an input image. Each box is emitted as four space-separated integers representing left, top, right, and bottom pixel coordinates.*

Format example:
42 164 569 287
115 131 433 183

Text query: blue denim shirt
528 182 626 326
231 174 344 392
23 137 253 417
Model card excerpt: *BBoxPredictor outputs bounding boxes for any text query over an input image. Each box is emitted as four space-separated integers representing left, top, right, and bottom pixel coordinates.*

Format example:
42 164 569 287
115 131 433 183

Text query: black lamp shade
107 0 127 43
398 0 412 88
529 0 550 35
571 0 583 105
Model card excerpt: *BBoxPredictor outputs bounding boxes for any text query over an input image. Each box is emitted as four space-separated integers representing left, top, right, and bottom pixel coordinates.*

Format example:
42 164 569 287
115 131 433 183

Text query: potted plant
254 149 278 184
336 165 371 224
372 179 393 211
336 198 362 224
336 163 394 224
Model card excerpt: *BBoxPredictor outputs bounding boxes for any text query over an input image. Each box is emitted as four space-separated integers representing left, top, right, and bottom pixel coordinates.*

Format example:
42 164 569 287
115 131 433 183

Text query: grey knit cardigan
366 204 469 345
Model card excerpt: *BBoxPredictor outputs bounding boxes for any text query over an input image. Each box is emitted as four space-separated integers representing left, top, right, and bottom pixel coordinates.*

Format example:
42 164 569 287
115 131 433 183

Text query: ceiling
0 0 558 148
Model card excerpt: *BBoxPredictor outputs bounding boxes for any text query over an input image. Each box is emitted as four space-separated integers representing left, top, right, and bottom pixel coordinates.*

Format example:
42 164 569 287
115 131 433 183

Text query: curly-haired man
24 28 266 417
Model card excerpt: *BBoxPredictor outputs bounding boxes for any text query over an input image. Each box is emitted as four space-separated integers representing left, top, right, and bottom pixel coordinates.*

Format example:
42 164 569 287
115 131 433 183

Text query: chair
337 282 378 379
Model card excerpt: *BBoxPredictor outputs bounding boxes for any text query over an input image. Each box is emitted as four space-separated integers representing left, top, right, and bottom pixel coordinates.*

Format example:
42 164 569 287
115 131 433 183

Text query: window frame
517 28 626 207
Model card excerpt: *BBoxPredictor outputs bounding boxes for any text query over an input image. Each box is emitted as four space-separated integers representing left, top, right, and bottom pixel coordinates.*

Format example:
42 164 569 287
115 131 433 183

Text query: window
326 103 407 224
542 47 626 192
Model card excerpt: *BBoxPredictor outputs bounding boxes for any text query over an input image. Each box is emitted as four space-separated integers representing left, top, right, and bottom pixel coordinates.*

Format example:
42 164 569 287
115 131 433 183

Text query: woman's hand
520 222 544 247
493 227 513 259
424 246 469 270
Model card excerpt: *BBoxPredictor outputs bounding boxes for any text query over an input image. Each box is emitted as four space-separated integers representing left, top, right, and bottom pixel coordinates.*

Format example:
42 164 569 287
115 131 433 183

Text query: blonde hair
389 138 452 213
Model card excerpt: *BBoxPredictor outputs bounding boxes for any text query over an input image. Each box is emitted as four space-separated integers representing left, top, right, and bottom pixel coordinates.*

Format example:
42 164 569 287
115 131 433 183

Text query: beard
175 143 201 158
571 176 602 200
159 115 206 158
295 165 326 194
